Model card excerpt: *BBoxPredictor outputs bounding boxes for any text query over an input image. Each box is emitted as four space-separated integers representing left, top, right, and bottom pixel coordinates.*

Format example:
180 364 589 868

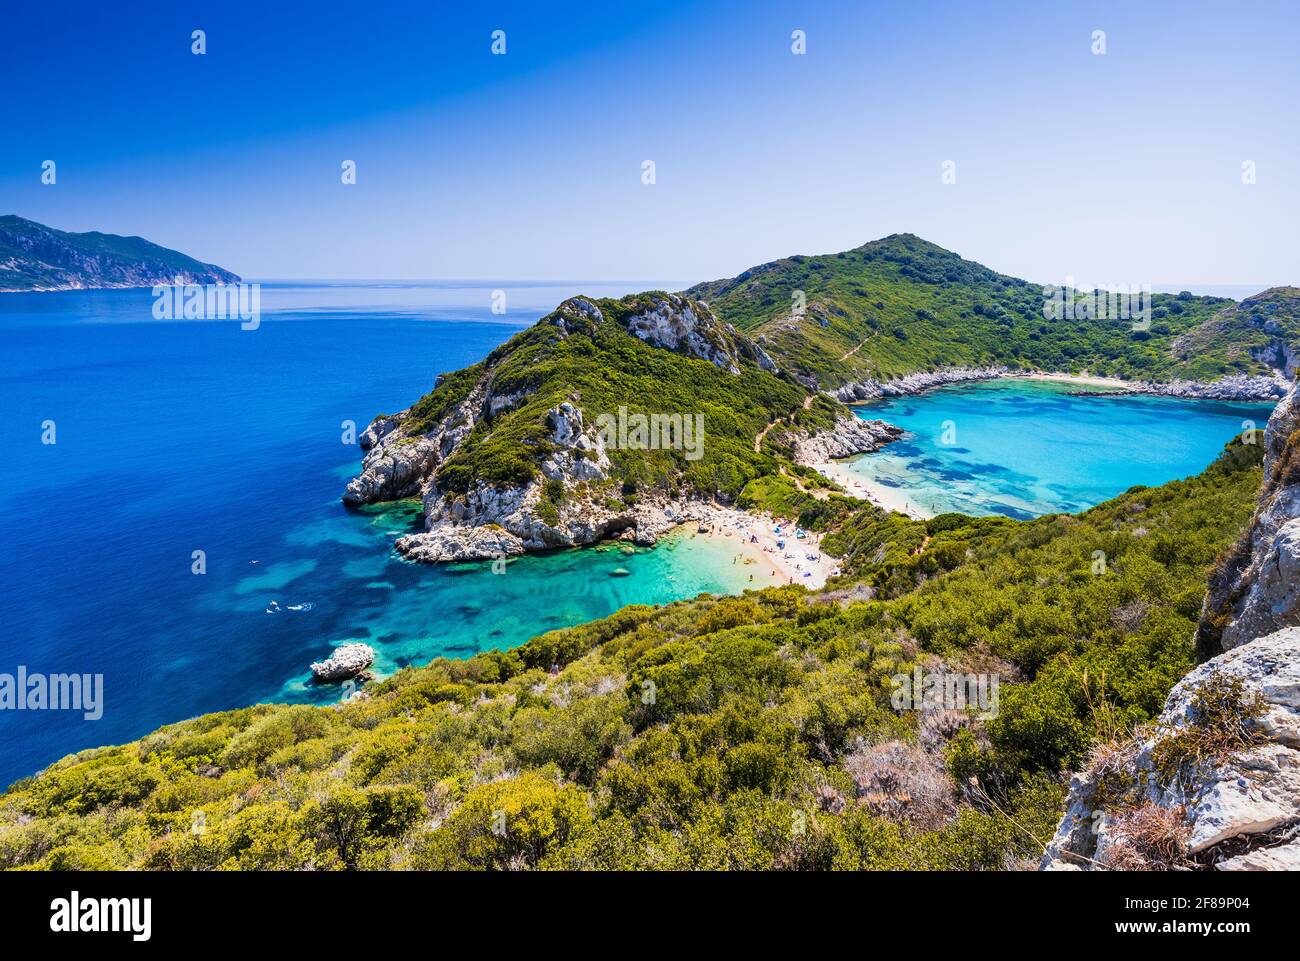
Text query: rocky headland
344 293 833 564
0 215 239 292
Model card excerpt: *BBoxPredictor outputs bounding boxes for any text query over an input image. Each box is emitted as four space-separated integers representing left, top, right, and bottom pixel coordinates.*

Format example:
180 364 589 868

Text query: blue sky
1 0 1296 287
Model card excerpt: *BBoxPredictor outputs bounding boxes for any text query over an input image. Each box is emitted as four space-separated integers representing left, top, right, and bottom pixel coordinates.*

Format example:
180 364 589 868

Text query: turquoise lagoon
843 378 1276 519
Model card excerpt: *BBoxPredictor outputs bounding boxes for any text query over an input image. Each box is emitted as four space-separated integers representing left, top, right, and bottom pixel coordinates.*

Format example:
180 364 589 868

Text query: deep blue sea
0 282 761 785
845 379 1275 518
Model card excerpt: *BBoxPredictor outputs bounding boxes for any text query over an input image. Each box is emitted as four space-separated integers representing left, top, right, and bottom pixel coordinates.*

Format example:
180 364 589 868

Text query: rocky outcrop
1041 628 1300 871
342 376 489 506
792 415 903 464
1199 378 1300 652
1043 377 1300 871
396 492 719 563
1118 373 1289 402
392 400 629 562
832 366 1010 402
1250 341 1300 381
395 524 527 564
618 293 778 374
310 643 376 682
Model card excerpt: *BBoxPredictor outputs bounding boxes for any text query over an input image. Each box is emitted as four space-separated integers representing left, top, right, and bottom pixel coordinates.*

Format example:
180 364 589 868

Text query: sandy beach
809 458 933 519
678 505 842 589
1020 371 1134 390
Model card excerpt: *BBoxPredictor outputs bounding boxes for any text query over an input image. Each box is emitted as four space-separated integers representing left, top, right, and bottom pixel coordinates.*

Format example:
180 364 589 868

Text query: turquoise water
845 379 1276 518
0 282 746 784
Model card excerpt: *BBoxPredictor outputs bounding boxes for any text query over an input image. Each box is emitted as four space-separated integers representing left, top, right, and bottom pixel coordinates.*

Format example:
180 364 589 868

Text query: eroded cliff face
342 295 793 563
1196 378 1300 655
1043 380 1300 871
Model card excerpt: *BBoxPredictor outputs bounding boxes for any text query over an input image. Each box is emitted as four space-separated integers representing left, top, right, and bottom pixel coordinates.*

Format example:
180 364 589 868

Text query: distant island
0 215 239 292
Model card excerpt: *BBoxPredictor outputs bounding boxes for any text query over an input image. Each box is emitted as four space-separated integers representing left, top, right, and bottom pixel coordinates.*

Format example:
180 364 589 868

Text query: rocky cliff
1042 379 1300 871
0 215 239 292
344 293 818 562
790 415 903 463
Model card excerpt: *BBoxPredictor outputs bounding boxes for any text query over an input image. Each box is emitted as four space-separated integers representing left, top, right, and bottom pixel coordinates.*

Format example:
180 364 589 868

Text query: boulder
395 524 527 563
310 643 375 682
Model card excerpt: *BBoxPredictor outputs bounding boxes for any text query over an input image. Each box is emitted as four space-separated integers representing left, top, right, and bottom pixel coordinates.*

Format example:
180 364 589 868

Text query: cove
842 378 1276 519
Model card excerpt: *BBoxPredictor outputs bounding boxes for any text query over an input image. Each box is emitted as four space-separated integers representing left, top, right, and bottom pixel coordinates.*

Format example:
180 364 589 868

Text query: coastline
1019 371 1133 390
809 369 1279 520
834 367 1287 404
810 457 934 519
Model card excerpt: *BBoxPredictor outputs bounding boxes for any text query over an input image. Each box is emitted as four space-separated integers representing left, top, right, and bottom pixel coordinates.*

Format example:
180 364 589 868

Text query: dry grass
844 739 956 831
1099 802 1190 871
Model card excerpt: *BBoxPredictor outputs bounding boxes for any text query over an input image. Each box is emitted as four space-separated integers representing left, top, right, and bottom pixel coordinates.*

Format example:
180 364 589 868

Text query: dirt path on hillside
754 394 816 453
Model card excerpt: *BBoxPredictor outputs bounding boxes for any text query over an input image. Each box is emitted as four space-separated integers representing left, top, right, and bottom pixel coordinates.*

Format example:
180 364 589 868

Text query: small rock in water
310 642 376 682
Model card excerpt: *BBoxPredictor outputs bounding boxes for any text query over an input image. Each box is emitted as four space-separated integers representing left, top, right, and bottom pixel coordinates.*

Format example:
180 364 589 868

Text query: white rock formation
792 416 903 464
832 366 1011 402
310 643 376 682
1120 373 1288 402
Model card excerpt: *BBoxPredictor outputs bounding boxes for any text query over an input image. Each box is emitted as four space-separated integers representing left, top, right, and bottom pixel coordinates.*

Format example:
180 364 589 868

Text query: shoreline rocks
831 366 1010 403
310 643 375 682
1109 374 1288 402
792 415 903 464
832 367 1288 405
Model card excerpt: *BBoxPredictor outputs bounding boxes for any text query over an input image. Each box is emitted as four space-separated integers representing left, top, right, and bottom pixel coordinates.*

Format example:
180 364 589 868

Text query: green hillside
688 235 1293 388
382 291 837 503
0 438 1264 870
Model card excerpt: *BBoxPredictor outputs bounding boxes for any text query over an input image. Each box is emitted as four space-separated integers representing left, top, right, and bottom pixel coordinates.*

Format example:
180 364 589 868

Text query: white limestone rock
395 524 526 563
310 643 375 682
1041 627 1300 870
832 366 1011 402
793 416 903 464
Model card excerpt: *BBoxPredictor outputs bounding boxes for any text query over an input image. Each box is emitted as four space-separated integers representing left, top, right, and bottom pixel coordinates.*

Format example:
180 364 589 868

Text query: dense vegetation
0 438 1264 870
393 292 838 502
688 234 1298 388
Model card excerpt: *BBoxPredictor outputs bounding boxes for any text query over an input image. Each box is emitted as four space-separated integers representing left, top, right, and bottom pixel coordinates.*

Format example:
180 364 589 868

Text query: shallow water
845 379 1275 519
0 282 750 784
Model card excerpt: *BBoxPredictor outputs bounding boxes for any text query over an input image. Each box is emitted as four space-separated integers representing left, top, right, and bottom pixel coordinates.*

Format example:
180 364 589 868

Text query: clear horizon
3 0 1297 287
